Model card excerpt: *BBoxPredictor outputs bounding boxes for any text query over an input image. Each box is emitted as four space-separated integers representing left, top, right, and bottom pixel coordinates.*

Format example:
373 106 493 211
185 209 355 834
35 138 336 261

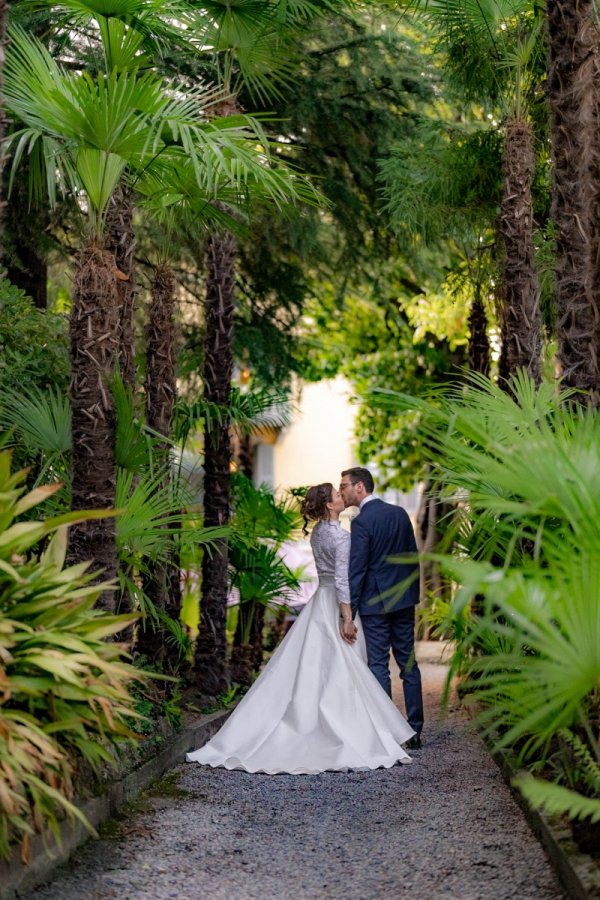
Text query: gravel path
25 644 565 900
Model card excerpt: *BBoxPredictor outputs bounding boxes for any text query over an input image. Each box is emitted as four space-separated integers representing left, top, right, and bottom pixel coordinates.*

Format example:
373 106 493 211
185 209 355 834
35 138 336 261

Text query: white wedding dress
186 520 414 774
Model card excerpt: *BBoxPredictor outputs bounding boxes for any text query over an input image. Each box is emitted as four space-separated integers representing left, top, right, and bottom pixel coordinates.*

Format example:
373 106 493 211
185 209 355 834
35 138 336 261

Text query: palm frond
0 387 71 455
115 468 228 562
173 386 292 444
396 374 600 791
513 777 600 824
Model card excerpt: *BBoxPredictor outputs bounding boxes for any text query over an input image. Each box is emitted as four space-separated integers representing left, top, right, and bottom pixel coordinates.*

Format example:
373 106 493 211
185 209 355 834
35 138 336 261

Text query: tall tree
402 0 545 381
190 0 340 697
195 224 237 696
546 0 600 404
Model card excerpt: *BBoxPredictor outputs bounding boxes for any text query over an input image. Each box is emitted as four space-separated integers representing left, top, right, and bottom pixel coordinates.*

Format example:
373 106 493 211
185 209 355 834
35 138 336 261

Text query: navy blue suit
349 498 424 736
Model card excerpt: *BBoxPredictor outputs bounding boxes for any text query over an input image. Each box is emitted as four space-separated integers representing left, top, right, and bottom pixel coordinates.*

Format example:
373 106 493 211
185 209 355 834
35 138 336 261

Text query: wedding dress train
186 521 414 775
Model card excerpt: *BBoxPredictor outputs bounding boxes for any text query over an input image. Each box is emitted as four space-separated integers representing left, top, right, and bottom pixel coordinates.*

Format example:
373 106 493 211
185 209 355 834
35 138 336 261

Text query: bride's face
328 488 345 514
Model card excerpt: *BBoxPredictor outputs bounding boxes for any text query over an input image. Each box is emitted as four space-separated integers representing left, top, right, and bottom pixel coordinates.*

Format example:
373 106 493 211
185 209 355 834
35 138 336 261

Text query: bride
186 482 414 774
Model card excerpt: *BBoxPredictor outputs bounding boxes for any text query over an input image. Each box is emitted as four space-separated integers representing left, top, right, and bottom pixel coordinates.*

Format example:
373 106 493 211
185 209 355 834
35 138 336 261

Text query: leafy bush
386 373 600 832
0 451 148 862
0 280 69 398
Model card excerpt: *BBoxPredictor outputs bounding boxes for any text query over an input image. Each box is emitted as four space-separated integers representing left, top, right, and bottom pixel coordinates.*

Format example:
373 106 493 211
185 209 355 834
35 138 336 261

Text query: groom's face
339 477 359 508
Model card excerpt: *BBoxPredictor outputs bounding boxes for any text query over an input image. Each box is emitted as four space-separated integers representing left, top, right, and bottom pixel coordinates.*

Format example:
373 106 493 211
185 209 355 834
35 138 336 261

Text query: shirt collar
359 494 377 510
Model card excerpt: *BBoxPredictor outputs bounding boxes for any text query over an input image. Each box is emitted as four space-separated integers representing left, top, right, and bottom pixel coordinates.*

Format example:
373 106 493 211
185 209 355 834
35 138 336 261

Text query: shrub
0 279 69 398
384 373 600 835
0 450 147 862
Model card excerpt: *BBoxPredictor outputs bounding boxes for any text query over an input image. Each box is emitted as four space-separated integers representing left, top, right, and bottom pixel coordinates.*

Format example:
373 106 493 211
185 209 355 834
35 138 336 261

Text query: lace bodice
309 520 350 605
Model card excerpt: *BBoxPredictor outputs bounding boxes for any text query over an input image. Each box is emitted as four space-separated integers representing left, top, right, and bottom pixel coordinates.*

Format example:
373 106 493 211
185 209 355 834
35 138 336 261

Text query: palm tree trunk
251 601 265 672
137 264 181 665
499 118 543 382
105 185 136 392
193 229 237 698
468 286 490 376
145 264 177 454
68 242 120 610
0 0 9 240
546 0 600 403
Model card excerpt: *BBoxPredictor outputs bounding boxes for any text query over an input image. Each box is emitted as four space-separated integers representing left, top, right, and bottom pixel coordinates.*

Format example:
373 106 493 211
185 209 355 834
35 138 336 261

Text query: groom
340 467 424 748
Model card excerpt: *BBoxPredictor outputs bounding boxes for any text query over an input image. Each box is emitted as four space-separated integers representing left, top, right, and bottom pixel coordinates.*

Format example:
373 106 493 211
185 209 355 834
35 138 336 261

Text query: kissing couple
187 467 424 774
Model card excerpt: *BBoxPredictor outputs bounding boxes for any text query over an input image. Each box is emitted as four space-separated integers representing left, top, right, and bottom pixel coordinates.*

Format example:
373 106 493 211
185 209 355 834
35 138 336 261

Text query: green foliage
0 450 149 861
4 21 319 241
380 122 503 252
229 475 302 643
393 373 600 825
174 386 292 447
0 386 71 494
230 541 300 644
0 280 69 400
513 777 600 825
115 467 227 619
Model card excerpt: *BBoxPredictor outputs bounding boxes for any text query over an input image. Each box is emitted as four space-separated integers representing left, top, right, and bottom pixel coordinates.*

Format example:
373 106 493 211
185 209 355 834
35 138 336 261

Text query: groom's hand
340 619 357 644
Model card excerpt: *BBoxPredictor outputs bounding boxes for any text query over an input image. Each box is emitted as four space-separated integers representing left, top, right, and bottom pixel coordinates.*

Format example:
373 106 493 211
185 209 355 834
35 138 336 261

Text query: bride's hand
340 619 357 644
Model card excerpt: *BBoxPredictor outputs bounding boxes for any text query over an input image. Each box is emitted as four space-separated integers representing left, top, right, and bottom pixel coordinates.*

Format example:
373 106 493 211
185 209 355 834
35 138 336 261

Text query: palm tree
105 185 137 392
189 1 338 696
546 0 600 404
133 152 314 666
405 0 545 382
3 24 309 608
195 223 237 694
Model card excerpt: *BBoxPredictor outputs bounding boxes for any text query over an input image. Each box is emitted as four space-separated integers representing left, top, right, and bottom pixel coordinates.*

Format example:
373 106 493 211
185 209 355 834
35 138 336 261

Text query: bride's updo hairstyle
300 482 334 535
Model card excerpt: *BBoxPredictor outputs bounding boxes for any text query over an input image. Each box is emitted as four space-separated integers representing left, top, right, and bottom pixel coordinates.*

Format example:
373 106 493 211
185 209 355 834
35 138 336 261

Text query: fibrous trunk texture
193 229 237 698
547 0 600 404
230 642 254 687
468 289 490 376
69 243 120 610
231 599 264 686
145 264 177 454
0 0 10 239
105 185 136 392
137 265 181 666
251 602 265 672
500 119 543 383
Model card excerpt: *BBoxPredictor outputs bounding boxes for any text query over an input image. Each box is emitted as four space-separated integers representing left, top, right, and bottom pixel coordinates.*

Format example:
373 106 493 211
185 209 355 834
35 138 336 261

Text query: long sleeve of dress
333 528 350 605
310 521 351 606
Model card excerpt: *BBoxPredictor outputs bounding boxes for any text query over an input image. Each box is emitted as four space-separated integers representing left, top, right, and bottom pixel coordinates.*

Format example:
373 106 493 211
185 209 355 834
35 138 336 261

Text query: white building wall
272 377 358 493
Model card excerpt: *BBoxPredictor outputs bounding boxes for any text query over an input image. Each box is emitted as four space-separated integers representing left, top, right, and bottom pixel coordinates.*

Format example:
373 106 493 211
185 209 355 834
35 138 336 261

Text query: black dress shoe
405 735 422 750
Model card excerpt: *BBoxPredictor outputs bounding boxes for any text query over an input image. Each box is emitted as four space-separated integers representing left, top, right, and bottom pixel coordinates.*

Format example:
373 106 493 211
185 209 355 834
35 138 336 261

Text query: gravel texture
24 644 565 900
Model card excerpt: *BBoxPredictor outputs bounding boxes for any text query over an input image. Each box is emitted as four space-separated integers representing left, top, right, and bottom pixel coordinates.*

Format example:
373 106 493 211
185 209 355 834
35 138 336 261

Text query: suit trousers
360 606 424 736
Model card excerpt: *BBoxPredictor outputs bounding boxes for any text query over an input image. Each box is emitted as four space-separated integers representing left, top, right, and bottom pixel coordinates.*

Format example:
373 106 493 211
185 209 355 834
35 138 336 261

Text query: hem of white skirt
184 754 412 774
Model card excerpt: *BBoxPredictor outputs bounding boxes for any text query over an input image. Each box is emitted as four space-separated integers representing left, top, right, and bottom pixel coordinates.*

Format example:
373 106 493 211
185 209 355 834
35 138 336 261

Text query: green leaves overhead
3 22 319 233
197 0 345 100
407 0 544 112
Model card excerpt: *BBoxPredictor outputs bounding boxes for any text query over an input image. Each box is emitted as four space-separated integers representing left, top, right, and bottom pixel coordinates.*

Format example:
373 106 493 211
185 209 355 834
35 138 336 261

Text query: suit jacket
349 498 419 617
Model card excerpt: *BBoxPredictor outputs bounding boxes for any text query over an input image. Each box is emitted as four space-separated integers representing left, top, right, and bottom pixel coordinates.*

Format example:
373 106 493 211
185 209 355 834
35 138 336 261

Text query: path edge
0 708 232 900
487 742 600 899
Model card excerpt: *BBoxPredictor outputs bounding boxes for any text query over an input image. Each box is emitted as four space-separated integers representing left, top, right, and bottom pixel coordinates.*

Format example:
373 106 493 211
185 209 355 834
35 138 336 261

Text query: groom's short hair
341 467 374 494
